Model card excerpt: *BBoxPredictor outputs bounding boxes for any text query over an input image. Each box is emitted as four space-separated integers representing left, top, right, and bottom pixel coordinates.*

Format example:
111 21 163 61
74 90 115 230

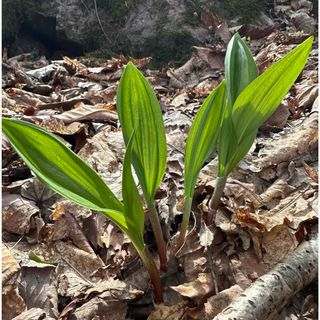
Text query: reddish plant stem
148 202 168 271
139 246 164 303
175 196 193 253
206 176 227 225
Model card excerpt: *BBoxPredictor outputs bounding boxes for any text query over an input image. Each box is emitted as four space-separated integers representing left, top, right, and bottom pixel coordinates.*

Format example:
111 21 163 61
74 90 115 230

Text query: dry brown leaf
238 24 275 40
261 103 290 131
2 193 39 235
171 273 213 304
3 288 27 320
51 202 95 254
261 225 299 268
194 47 225 70
68 297 127 320
55 241 105 279
147 301 187 320
26 103 118 124
302 160 318 182
200 12 231 43
251 121 317 171
19 266 58 319
204 285 243 319
2 244 27 320
78 128 124 198
2 244 21 292
11 308 55 320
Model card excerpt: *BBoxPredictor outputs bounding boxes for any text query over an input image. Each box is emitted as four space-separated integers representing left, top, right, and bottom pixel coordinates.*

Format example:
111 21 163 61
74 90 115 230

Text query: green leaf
2 118 124 213
184 81 226 198
29 252 58 266
117 62 167 204
232 36 313 143
219 36 313 176
122 131 145 250
225 33 258 107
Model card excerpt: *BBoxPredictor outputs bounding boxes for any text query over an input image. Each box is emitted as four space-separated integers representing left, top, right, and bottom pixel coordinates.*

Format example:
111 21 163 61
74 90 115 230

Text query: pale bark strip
213 230 318 320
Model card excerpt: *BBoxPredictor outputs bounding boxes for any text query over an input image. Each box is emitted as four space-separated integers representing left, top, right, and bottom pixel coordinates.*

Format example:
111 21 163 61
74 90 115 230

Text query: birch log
213 230 318 320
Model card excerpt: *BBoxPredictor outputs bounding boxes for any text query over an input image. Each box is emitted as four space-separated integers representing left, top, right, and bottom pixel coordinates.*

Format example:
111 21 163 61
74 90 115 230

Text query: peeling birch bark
213 231 318 320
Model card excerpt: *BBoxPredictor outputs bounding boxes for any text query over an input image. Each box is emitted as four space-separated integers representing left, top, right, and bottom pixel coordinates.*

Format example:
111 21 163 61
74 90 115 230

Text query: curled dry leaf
147 301 188 320
55 241 105 279
51 202 95 254
19 266 59 319
69 297 127 320
2 193 39 235
251 120 317 171
204 285 243 319
11 308 52 320
25 103 118 125
2 244 27 320
78 127 124 198
171 273 214 304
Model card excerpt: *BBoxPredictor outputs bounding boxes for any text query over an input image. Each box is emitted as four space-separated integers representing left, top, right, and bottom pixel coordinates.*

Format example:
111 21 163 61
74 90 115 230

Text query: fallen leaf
171 273 214 304
204 285 243 319
2 193 39 235
147 301 187 320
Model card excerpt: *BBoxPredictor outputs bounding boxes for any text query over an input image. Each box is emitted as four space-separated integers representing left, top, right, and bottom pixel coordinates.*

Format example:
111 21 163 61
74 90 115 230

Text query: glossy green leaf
184 81 226 198
232 36 313 142
117 62 167 204
2 118 124 213
122 131 145 250
219 36 313 176
225 33 259 106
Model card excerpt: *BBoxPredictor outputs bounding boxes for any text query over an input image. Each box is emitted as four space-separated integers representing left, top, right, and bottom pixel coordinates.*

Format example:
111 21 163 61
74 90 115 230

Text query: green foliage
143 30 199 68
117 62 167 205
184 81 226 198
218 35 313 177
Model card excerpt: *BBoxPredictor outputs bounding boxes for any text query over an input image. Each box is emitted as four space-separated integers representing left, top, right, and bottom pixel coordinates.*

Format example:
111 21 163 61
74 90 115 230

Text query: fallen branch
213 228 318 320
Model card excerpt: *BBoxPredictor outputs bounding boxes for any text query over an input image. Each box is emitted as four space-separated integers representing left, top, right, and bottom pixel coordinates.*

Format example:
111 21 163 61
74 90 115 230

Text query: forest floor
2 4 318 320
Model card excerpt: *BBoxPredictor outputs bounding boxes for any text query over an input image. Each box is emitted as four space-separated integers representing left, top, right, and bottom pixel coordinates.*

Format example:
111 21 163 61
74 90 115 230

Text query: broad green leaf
2 118 123 213
184 81 226 197
117 62 166 204
217 101 238 176
122 131 145 249
219 36 313 176
225 33 258 107
232 36 313 143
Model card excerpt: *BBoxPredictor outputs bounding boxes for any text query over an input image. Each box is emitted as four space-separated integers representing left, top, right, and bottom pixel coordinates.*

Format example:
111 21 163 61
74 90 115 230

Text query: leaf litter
2 5 318 319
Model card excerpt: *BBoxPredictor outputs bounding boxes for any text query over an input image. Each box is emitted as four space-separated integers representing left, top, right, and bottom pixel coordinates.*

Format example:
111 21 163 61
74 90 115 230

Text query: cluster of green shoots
3 34 312 303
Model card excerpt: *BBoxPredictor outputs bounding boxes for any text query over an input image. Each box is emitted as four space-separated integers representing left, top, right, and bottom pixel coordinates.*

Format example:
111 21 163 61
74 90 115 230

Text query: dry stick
212 230 318 320
207 176 227 225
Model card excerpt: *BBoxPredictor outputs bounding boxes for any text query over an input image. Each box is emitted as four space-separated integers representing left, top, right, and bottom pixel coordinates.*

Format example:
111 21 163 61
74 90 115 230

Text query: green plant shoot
117 62 168 270
209 34 313 224
2 118 163 303
176 81 226 250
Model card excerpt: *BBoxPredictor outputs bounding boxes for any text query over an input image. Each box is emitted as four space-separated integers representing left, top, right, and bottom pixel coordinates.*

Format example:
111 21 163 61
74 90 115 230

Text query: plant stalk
175 196 193 253
148 202 168 271
206 175 227 225
139 246 164 303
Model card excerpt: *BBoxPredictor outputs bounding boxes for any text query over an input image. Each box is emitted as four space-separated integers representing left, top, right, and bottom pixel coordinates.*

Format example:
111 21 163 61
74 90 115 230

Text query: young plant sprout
117 62 168 271
2 119 163 303
176 33 313 249
3 33 313 299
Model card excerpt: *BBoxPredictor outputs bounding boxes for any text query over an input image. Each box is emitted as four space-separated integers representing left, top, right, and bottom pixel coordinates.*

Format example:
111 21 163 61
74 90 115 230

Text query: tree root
213 228 318 320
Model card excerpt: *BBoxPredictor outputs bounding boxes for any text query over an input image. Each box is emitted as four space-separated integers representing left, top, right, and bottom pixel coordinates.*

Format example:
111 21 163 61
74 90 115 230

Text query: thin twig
93 0 113 45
